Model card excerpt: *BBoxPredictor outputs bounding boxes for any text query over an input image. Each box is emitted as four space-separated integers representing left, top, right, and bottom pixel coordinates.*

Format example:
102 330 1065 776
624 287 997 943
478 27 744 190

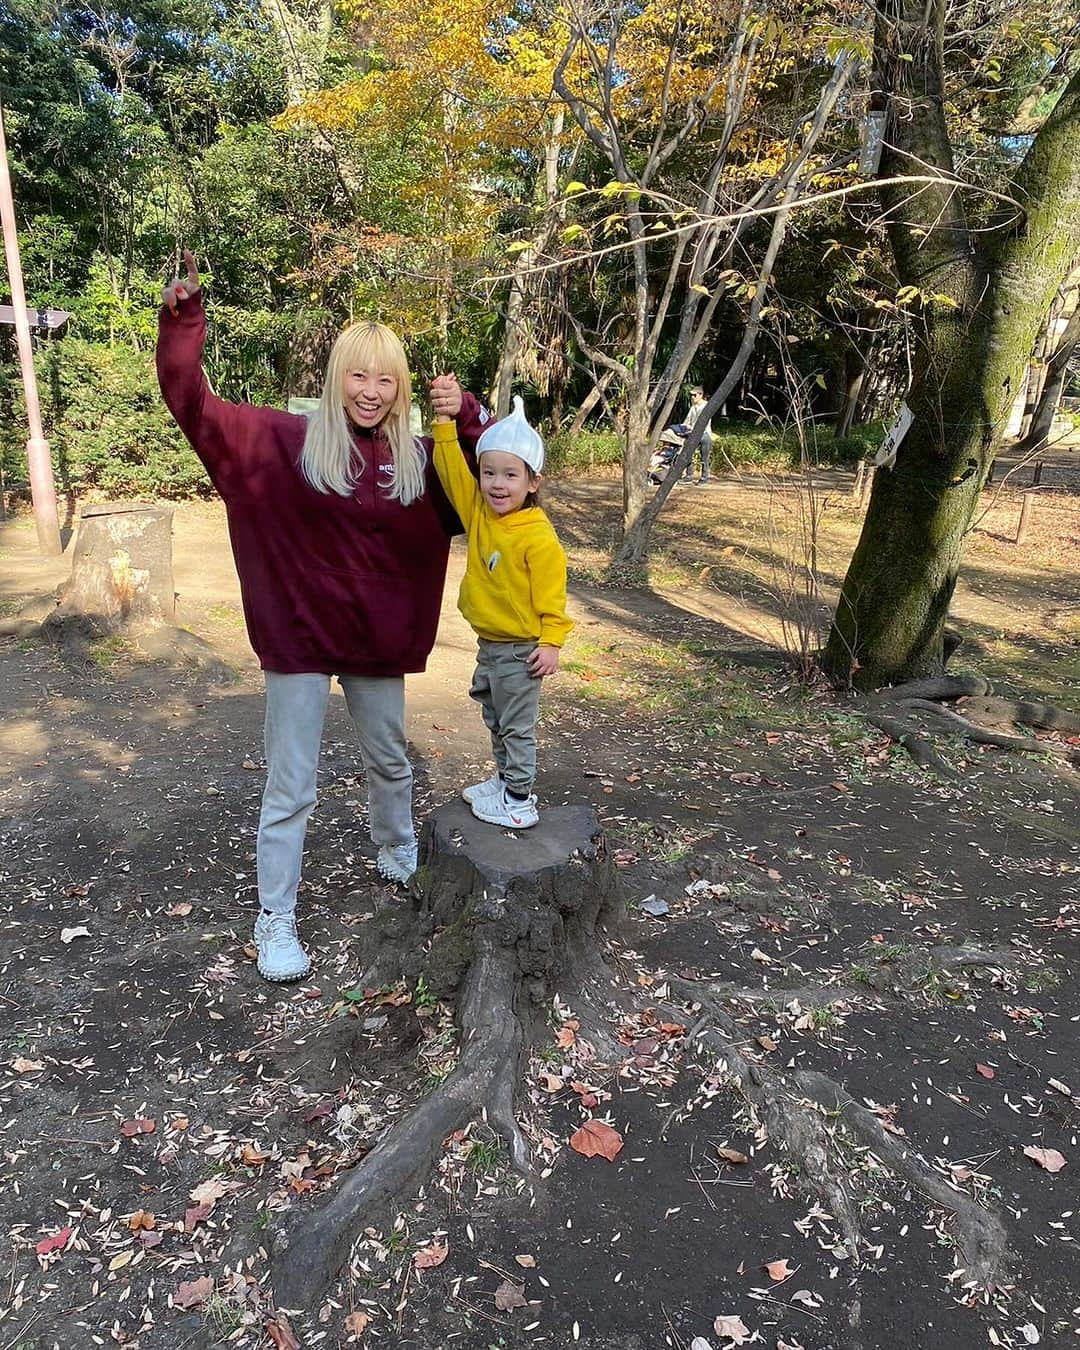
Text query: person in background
157 250 489 982
681 386 714 484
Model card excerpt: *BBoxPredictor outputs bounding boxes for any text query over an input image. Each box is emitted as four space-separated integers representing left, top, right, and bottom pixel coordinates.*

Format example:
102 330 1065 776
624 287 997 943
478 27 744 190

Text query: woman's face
343 367 399 428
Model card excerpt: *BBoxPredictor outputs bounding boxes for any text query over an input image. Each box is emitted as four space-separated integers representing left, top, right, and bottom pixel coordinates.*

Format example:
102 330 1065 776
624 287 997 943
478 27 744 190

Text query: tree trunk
822 15 1080 688
568 369 616 434
835 347 865 438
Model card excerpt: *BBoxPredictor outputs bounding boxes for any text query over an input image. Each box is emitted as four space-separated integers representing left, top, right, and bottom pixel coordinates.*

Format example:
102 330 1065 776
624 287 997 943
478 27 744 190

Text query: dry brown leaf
514 1254 537 1268
975 1063 995 1080
189 1177 228 1206
764 1257 795 1282
184 1203 213 1231
127 1209 155 1232
714 1313 753 1343
120 1118 156 1138
266 1317 301 1350
414 1242 449 1270
344 1310 373 1336
240 1143 270 1166
555 1019 579 1049
569 1118 624 1162
11 1056 44 1073
1024 1145 1067 1173
716 1146 749 1165
174 1275 214 1309
538 1073 563 1093
493 1279 528 1312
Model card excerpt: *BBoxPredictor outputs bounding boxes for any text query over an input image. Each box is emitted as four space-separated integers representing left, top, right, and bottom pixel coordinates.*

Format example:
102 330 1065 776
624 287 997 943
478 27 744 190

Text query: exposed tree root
270 801 622 1313
271 943 527 1311
667 964 1012 1291
862 672 1079 775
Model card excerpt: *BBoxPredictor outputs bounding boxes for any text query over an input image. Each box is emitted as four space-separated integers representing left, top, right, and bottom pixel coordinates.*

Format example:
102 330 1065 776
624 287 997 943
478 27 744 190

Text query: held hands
430 373 463 420
527 645 559 678
162 249 202 316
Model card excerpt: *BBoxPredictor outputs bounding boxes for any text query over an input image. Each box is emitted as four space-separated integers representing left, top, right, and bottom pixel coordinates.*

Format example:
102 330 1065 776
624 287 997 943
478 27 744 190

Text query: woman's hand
527 645 559 678
162 249 202 316
430 373 463 419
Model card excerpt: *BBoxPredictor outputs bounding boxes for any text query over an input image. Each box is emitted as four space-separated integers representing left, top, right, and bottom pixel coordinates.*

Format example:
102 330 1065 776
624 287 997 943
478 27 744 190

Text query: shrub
545 427 624 474
0 339 210 499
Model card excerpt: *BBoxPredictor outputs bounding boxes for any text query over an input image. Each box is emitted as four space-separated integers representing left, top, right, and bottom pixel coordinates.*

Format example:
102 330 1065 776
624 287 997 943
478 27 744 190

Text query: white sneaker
376 840 418 884
462 773 501 804
470 786 539 829
254 910 311 982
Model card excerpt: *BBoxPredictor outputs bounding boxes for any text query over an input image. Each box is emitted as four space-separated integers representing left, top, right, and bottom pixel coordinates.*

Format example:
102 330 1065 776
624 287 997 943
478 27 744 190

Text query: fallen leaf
120 1118 156 1137
266 1317 301 1350
750 947 772 964
716 1147 749 1165
35 1227 73 1257
764 1258 795 1282
1024 1145 1067 1173
174 1275 214 1309
569 1119 624 1162
189 1178 228 1206
184 1203 213 1231
414 1242 449 1270
493 1279 528 1312
60 926 91 943
344 1310 373 1336
538 1073 563 1093
139 1230 163 1248
109 1249 133 1271
714 1313 753 1344
975 1063 995 1080
555 1020 579 1049
166 902 193 917
515 1254 537 1268
127 1210 155 1232
240 1143 270 1166
831 781 850 793
11 1056 44 1073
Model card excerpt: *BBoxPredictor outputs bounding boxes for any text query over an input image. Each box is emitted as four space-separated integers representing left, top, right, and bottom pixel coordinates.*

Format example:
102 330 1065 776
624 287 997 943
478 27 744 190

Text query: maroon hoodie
157 296 489 676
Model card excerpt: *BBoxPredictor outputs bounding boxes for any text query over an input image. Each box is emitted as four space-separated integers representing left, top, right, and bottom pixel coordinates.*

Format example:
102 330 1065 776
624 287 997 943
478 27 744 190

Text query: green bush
0 339 210 499
545 427 624 474
544 418 885 477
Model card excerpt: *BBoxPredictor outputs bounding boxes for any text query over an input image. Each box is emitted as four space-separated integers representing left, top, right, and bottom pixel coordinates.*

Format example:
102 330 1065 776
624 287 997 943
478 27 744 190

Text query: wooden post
0 96 61 556
1015 461 1043 546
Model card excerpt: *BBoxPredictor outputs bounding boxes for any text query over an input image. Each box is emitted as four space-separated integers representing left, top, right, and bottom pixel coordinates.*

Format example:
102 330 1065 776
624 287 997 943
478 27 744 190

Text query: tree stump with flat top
270 799 623 1312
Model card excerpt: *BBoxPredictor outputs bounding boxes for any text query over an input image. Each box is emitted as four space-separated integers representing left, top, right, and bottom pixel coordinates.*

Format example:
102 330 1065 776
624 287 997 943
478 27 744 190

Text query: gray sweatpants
469 639 541 796
256 672 413 915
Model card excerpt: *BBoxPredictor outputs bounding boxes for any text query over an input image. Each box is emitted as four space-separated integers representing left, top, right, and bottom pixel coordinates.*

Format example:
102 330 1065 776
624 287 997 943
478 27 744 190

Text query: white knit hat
476 395 544 473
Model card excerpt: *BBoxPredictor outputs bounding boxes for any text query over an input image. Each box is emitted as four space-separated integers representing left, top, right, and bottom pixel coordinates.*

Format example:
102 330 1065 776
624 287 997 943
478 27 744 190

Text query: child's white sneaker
377 840 418 884
254 910 311 982
471 786 539 830
462 773 501 804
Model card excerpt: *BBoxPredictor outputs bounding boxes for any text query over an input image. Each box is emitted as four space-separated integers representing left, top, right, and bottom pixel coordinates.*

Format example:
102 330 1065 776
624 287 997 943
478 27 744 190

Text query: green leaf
506 241 531 255
564 180 588 195
561 223 587 243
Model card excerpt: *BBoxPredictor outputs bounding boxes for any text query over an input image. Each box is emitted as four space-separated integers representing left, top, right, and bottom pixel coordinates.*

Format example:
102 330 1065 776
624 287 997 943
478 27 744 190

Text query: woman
158 251 488 983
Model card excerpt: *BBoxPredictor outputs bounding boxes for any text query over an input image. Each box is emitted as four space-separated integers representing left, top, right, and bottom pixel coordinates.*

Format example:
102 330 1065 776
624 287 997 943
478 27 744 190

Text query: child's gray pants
469 639 541 796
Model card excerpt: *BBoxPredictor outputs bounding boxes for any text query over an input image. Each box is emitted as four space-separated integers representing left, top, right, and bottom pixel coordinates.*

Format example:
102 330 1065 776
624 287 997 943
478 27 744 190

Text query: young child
431 396 572 829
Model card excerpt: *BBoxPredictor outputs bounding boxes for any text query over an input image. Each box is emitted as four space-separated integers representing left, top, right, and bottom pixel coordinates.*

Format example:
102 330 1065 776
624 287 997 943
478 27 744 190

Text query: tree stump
55 503 175 629
270 800 623 1312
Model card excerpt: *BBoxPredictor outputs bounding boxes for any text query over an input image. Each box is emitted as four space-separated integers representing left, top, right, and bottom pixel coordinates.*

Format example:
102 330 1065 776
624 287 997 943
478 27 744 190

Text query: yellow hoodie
432 420 573 647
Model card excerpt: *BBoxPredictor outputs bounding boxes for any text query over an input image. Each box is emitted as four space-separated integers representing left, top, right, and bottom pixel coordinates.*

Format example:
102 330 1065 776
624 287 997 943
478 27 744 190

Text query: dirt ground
1 462 1078 1350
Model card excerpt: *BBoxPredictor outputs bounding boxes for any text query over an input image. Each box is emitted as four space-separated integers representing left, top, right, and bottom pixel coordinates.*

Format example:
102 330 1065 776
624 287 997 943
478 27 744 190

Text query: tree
822 5 1080 687
548 0 861 561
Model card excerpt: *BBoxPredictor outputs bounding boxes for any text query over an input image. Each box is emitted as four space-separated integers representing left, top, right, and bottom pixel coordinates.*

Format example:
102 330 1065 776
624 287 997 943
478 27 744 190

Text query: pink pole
0 95 61 556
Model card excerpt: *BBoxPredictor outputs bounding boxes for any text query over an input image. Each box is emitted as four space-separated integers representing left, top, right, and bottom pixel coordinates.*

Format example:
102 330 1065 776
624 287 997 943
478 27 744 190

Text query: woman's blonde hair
300 320 426 503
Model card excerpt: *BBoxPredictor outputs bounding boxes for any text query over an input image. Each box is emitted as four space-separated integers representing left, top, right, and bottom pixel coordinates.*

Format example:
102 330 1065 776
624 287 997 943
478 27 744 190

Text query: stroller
647 424 691 485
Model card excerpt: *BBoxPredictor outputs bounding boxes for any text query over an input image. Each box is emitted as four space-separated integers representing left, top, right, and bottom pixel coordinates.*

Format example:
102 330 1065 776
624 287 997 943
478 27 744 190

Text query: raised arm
430 418 481 527
156 250 261 497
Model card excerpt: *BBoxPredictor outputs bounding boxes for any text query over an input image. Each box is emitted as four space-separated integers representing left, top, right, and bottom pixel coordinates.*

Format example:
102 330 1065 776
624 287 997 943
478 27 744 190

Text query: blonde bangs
300 320 426 504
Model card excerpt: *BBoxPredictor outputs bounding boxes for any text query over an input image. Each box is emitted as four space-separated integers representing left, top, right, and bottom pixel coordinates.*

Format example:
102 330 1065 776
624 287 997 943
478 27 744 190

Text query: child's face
342 367 399 428
479 450 537 515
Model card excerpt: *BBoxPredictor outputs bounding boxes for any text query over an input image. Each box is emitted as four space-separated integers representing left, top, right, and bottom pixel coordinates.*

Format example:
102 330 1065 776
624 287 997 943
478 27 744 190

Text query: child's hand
162 249 201 316
528 645 559 677
430 373 463 419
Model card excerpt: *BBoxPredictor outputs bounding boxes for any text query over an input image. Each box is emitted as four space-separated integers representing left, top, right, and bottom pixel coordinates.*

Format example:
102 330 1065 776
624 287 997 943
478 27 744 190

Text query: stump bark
270 800 623 1312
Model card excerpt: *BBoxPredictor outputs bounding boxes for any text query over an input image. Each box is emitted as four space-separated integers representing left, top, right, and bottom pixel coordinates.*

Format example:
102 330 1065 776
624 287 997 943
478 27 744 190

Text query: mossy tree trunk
822 3 1080 688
